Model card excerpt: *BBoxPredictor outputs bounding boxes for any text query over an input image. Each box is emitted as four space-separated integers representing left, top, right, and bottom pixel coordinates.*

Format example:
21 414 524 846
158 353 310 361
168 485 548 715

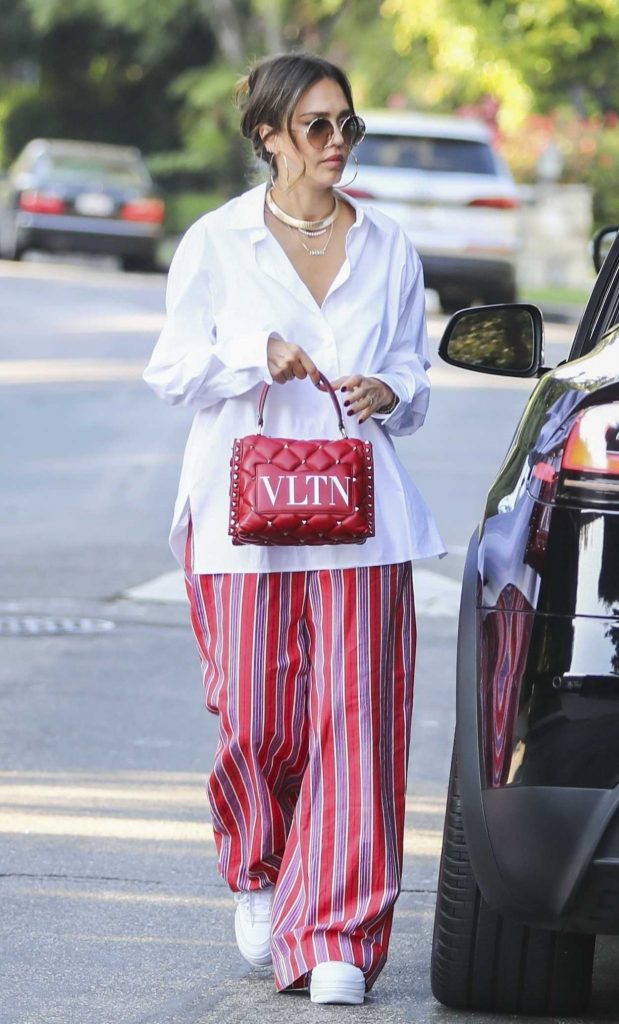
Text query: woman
144 52 445 1005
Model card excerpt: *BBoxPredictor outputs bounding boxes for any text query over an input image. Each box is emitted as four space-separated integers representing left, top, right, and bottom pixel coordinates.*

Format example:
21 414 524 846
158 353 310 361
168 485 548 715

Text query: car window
12 151 32 174
357 134 497 175
43 154 150 188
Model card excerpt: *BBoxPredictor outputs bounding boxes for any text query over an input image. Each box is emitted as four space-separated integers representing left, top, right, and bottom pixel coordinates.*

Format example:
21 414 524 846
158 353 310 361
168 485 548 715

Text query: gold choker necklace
266 189 339 236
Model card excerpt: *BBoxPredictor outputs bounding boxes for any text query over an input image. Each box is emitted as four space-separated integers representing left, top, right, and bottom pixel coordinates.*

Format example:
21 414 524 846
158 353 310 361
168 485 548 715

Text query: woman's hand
331 375 397 424
267 335 321 385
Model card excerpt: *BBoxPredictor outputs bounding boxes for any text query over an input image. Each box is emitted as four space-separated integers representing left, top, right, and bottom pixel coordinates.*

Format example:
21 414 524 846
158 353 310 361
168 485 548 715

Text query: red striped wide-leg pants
185 539 416 992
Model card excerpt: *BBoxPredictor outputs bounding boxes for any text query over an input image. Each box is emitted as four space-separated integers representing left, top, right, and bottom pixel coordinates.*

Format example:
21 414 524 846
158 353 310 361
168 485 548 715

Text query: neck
269 182 336 222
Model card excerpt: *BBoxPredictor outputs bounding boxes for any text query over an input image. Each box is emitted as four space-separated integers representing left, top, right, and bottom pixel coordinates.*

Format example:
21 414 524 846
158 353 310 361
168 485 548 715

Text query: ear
259 125 277 152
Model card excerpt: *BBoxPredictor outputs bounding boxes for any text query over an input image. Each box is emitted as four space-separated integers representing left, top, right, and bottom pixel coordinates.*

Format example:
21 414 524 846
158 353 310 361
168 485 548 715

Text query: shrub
163 190 229 235
498 110 619 229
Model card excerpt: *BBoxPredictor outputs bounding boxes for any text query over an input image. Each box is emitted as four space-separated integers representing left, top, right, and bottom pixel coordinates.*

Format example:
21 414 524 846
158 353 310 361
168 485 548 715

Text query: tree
2 12 215 164
381 0 619 128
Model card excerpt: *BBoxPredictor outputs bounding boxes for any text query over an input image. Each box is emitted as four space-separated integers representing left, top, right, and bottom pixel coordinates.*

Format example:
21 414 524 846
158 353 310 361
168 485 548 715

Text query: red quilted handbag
229 372 375 546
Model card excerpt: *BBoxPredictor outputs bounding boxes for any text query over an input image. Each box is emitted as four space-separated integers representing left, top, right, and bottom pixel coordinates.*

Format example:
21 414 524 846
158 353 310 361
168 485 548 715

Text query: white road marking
0 256 164 287
65 313 165 333
0 356 536 389
124 567 462 617
0 359 145 384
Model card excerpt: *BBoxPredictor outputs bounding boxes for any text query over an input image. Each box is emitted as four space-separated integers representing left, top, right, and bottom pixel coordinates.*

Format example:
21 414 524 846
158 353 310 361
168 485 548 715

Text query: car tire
438 289 473 315
121 253 158 273
431 747 595 1016
483 282 518 305
0 219 24 260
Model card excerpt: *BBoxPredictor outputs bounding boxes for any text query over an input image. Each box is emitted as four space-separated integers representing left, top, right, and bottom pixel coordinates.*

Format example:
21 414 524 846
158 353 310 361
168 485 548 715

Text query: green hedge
163 190 230 235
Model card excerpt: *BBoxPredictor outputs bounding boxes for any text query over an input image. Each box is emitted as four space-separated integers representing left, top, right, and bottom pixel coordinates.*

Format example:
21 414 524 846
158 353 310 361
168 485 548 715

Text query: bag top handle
257 371 347 438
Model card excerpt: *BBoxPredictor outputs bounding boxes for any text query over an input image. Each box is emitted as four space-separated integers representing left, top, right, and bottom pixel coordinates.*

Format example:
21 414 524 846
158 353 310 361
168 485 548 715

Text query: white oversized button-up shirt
144 182 445 573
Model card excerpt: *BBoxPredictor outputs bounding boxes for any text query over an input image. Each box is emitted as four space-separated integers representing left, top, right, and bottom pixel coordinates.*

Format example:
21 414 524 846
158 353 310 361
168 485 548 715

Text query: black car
0 138 164 270
430 227 619 1015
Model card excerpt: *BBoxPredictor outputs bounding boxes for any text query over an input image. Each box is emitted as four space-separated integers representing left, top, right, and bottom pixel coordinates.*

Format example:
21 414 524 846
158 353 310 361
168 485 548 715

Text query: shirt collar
228 180 366 238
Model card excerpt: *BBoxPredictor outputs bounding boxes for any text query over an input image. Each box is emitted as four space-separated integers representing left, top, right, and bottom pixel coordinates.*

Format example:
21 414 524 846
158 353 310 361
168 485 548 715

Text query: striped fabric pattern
185 536 416 992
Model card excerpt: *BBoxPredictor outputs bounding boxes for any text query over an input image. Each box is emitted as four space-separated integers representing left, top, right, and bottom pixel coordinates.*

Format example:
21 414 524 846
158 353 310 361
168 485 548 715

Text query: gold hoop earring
281 152 305 192
338 150 358 190
268 151 277 188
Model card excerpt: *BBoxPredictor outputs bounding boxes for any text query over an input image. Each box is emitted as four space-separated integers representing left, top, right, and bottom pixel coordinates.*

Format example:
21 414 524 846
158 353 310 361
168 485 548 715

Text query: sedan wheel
0 217 24 260
438 288 474 315
121 253 158 273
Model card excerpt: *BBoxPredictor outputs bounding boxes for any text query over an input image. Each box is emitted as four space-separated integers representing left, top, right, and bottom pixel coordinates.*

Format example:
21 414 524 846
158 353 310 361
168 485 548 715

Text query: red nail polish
344 400 350 407
341 386 347 392
347 410 353 417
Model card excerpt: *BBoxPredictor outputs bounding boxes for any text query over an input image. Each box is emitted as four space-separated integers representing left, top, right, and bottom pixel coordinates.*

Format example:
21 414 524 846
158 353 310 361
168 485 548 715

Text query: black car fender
455 529 619 927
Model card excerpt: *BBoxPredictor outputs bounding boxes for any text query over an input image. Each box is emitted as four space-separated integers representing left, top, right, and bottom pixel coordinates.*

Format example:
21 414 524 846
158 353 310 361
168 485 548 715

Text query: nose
329 120 346 148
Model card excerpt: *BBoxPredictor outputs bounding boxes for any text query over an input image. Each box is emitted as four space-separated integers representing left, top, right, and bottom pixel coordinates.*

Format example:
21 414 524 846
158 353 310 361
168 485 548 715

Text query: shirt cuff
370 373 407 425
220 329 274 383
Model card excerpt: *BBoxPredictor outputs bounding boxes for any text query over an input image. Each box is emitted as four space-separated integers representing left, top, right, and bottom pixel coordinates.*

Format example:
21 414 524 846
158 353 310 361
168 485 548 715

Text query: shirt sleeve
370 243 431 437
143 218 273 407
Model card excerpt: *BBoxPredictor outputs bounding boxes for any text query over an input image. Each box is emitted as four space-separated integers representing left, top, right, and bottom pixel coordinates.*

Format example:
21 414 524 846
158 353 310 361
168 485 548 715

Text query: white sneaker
233 885 274 967
310 961 366 1004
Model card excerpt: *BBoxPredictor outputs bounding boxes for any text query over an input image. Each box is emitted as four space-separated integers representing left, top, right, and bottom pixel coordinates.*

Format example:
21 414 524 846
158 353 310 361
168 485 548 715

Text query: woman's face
269 77 354 190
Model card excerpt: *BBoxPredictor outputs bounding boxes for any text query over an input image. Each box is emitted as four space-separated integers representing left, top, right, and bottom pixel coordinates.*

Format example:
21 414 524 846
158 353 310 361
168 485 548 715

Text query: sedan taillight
561 405 619 500
467 197 519 209
19 191 66 214
530 404 619 507
121 198 165 224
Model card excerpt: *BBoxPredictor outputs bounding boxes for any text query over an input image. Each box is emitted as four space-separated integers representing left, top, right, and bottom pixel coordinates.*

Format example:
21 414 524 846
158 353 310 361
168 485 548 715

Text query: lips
323 156 344 166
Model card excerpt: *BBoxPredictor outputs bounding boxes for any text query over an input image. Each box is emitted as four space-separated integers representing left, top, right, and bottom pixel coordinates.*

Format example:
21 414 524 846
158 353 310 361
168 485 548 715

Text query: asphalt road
2 254 617 1024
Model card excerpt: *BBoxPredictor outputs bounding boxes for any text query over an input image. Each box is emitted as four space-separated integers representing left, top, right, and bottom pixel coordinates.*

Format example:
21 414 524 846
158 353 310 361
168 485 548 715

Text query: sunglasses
294 114 366 151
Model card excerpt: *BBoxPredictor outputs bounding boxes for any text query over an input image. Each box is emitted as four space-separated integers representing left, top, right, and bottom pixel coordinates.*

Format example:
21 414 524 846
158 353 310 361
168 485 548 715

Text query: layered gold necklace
265 188 339 257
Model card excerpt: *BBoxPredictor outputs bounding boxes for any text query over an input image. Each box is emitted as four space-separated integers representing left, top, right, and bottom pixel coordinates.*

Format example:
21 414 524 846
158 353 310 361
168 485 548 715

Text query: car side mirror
438 304 544 378
592 225 619 273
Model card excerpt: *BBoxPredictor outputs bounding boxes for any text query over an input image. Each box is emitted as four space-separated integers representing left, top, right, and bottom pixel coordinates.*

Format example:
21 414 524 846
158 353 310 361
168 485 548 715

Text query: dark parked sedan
431 228 619 1015
0 138 164 270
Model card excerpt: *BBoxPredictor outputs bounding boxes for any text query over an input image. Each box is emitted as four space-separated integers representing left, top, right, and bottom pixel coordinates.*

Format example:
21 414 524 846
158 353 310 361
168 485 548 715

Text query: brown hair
237 52 356 167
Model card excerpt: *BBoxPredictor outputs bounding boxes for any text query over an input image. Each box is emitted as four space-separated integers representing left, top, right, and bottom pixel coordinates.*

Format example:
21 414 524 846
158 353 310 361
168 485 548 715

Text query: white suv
350 111 519 313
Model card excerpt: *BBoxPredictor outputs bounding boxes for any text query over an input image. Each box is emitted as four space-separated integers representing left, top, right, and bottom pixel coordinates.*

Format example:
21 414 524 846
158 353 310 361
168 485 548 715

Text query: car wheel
121 253 158 273
483 282 518 305
0 218 24 260
431 746 595 1015
438 289 473 315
